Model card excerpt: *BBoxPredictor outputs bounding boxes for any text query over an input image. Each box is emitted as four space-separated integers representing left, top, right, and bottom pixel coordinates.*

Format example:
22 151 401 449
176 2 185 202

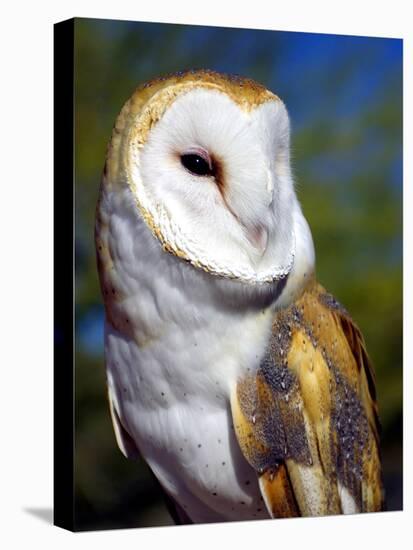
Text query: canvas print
55 17 402 531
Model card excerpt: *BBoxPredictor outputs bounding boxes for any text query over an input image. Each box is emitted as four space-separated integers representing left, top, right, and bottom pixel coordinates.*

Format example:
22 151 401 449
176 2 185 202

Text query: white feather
338 483 359 515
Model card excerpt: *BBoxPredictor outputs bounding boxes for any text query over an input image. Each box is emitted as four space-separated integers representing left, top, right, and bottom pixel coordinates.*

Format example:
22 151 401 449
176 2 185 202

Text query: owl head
99 70 314 303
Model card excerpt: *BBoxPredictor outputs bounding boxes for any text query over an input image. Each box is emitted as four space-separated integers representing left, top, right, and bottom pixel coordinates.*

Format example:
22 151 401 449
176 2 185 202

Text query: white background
0 1 410 548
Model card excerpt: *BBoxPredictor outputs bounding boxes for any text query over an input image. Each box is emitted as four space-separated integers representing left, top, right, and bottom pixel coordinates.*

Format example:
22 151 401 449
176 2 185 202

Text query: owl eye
180 153 213 176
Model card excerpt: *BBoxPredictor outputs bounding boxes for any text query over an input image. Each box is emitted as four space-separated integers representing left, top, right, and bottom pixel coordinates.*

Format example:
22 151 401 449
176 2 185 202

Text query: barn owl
95 69 384 523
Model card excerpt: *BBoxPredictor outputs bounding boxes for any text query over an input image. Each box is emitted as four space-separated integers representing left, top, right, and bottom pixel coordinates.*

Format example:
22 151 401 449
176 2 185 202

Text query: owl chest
135 396 268 522
105 306 273 522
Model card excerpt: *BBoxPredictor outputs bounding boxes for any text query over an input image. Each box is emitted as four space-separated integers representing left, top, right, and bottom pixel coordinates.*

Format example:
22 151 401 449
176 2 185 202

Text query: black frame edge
54 17 75 532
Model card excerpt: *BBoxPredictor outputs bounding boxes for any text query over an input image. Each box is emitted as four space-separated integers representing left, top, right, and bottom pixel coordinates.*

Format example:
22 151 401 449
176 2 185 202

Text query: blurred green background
74 18 402 530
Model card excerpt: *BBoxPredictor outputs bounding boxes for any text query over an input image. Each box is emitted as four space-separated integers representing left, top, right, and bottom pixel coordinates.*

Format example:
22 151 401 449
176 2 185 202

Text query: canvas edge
53 17 76 532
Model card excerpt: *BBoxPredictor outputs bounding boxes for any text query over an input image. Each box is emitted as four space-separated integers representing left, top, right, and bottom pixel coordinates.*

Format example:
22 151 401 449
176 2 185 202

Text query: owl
95 69 384 524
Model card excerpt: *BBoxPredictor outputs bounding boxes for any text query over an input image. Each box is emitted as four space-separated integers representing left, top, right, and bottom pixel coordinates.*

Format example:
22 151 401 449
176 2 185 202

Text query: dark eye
180 153 212 176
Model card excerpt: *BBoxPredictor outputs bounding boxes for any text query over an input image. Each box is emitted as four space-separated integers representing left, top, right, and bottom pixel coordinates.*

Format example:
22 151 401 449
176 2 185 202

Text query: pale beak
247 224 269 256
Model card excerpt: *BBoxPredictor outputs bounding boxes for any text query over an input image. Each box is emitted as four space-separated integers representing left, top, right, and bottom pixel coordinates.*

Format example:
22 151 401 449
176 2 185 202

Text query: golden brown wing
231 281 384 517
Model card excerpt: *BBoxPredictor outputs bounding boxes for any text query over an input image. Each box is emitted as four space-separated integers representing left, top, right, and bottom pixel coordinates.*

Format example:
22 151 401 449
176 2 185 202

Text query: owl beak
246 224 269 256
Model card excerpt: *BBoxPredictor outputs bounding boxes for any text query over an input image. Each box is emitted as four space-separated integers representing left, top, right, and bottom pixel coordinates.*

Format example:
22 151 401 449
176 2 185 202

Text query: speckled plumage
96 69 383 523
232 282 383 516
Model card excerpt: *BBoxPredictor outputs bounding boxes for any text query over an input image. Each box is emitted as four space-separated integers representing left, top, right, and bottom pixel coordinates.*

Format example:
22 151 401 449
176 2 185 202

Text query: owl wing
231 281 384 517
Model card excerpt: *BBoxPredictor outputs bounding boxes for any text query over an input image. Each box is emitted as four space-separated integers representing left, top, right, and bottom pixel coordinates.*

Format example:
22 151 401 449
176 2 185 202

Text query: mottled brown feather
232 281 384 517
259 465 299 518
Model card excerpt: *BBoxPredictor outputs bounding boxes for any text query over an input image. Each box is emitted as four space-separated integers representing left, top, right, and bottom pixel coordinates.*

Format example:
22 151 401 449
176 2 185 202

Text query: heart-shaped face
112 70 298 284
